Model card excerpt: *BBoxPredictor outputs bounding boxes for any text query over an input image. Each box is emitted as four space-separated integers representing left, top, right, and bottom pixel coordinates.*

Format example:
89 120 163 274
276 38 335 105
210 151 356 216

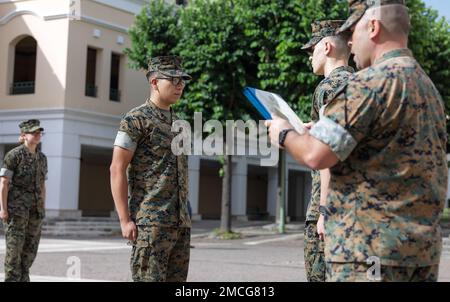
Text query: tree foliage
126 0 449 124
124 0 180 71
407 0 450 143
173 0 257 124
236 0 348 121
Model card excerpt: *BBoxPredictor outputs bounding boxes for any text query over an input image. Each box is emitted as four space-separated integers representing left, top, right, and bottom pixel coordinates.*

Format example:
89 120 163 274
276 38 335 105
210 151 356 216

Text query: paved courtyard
0 224 449 282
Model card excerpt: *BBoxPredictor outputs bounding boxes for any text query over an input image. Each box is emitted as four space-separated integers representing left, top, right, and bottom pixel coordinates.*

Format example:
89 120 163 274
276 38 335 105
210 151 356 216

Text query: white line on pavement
0 239 131 254
244 234 302 246
192 242 232 247
35 245 131 253
0 273 118 282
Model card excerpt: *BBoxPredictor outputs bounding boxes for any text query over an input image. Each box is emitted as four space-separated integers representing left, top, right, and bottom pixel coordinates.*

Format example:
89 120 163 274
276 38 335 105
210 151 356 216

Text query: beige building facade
0 0 148 218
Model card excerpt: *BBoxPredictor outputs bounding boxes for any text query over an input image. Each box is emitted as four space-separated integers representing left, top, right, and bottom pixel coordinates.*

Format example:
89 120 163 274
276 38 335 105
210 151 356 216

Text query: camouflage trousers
304 220 326 282
131 226 190 282
3 207 43 282
326 262 439 282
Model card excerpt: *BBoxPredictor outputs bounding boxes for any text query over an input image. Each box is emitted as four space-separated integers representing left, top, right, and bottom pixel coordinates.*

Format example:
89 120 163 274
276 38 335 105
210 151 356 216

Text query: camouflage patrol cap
146 55 192 81
302 20 346 51
19 119 44 133
337 0 406 34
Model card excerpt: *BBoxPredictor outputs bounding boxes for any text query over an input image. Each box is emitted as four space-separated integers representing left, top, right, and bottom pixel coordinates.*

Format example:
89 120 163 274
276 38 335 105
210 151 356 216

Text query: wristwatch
319 205 331 217
279 128 295 147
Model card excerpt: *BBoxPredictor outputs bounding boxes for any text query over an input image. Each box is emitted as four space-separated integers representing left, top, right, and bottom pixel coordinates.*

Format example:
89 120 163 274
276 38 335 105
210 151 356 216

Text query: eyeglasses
156 77 187 86
26 132 44 136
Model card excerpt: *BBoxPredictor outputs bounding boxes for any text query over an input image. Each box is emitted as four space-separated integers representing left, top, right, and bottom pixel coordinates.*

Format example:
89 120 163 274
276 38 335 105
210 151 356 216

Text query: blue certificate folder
243 87 305 133
243 87 272 120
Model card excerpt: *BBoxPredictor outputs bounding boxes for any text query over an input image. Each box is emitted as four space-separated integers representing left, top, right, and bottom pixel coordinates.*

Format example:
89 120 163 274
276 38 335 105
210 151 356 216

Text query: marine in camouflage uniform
0 120 47 282
113 56 192 282
301 20 354 282
309 0 447 282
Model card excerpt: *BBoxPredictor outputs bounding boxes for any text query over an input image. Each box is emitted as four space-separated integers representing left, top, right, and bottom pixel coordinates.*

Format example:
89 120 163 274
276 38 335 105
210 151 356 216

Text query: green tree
174 0 257 232
124 0 180 71
237 0 348 121
407 0 450 149
174 0 256 122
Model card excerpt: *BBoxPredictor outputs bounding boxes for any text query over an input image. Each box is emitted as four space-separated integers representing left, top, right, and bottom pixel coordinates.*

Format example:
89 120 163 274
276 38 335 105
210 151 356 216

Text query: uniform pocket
130 227 152 281
4 214 28 234
7 202 29 219
133 227 150 247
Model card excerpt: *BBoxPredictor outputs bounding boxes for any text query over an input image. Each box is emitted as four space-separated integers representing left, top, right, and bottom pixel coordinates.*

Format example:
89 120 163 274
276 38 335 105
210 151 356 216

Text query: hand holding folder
243 87 306 134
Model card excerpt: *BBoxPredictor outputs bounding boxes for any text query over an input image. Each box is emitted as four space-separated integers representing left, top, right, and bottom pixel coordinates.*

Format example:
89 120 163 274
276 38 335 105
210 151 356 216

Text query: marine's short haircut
325 31 352 60
365 4 411 37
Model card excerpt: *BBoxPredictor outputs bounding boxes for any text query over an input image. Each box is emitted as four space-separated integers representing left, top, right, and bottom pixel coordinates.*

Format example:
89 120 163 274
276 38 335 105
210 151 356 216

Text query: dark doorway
78 146 113 217
287 170 312 221
198 160 222 219
246 165 269 220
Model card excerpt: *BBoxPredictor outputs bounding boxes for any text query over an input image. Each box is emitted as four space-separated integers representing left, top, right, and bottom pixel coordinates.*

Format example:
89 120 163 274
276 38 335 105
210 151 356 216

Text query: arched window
11 36 37 95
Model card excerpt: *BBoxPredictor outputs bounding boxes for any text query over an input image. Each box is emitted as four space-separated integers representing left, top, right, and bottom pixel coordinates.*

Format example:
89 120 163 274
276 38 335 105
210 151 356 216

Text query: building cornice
0 107 121 127
0 0 30 4
0 9 130 33
0 0 146 13
79 14 128 33
0 9 41 25
92 0 146 15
